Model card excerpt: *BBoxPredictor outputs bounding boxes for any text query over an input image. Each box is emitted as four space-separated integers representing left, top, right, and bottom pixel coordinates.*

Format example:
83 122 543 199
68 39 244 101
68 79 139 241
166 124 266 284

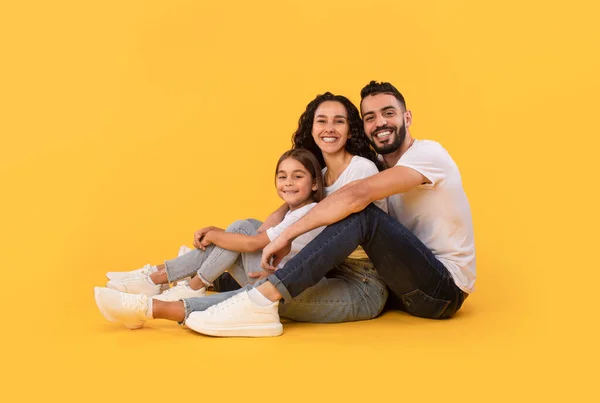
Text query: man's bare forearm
279 181 370 242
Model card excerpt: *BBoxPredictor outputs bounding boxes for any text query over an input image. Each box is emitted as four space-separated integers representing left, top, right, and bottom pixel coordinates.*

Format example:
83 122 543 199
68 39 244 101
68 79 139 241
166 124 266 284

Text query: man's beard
369 123 406 155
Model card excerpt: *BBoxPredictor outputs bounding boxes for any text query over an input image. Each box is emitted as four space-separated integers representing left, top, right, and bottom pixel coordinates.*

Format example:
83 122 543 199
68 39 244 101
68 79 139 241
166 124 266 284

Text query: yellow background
1 0 598 401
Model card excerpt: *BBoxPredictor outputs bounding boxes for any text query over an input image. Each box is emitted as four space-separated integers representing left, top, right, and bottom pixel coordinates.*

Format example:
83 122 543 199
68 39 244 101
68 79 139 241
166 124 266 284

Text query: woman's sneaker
94 287 150 329
154 281 206 301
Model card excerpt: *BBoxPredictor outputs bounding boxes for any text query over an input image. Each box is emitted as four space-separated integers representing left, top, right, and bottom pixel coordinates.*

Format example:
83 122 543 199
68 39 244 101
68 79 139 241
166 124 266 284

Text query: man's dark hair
360 80 406 110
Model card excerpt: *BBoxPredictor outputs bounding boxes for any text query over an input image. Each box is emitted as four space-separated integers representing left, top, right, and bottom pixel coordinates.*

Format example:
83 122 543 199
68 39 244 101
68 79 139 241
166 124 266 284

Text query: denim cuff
266 273 293 302
163 261 175 284
180 298 193 324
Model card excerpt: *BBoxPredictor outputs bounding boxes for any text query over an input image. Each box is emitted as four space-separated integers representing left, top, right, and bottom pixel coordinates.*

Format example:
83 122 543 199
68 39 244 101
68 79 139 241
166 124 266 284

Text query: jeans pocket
401 289 451 319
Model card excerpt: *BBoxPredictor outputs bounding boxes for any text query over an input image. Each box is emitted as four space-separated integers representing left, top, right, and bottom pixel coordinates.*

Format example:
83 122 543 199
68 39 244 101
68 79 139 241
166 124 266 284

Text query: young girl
95 149 327 328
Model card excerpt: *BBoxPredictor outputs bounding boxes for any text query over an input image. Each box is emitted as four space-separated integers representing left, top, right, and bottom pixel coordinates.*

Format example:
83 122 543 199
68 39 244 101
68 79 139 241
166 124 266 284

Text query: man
183 81 476 336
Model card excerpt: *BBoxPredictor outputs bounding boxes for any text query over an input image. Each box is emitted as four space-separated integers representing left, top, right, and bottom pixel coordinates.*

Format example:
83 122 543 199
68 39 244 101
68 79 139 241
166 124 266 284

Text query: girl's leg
145 218 262 285
193 219 264 288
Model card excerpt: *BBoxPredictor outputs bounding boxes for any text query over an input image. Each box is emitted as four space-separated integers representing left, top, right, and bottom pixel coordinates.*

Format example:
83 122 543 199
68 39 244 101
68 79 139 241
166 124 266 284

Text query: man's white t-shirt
323 156 387 259
387 140 476 293
266 203 324 269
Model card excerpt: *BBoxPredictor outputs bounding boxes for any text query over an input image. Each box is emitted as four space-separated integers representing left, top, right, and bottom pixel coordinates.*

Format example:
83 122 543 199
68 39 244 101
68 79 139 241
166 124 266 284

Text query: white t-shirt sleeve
265 203 315 241
396 141 449 187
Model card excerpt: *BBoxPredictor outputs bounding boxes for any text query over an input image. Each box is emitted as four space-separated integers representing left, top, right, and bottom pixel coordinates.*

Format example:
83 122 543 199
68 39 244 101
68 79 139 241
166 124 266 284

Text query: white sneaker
94 287 149 329
106 276 162 296
106 263 155 282
185 291 282 337
153 281 206 301
105 245 190 282
178 245 193 256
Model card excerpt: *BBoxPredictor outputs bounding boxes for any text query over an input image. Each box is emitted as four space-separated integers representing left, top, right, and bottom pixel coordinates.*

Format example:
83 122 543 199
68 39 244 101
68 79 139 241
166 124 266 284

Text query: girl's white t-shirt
266 203 324 269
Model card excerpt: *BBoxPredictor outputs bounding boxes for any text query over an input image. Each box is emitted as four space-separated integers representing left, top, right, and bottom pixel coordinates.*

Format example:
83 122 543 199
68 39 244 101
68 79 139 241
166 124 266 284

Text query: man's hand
193 226 223 250
261 236 293 271
248 268 275 281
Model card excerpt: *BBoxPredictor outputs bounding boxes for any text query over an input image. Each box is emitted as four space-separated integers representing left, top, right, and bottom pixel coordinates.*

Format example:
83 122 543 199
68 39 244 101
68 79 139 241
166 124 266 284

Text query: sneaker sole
186 321 283 337
94 288 118 323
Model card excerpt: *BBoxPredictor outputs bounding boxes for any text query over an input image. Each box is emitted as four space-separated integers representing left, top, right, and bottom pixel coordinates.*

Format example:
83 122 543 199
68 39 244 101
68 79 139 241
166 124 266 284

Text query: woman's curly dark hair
292 92 383 171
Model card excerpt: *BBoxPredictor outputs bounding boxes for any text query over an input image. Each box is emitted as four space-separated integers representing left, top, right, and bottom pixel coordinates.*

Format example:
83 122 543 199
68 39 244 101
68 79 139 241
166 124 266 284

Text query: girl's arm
201 230 271 253
257 203 289 233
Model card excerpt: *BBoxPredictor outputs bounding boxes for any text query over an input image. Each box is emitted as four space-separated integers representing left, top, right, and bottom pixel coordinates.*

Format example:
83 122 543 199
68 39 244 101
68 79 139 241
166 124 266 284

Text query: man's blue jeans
267 204 468 319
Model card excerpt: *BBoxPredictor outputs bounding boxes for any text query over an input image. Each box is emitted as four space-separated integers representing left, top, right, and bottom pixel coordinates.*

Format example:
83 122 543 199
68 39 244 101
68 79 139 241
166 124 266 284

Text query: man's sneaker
185 291 282 337
153 281 206 301
106 263 155 282
94 287 149 329
106 276 162 296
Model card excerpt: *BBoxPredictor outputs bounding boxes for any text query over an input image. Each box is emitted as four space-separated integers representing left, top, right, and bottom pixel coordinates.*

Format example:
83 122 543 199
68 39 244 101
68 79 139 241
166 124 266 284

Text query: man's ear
404 110 413 128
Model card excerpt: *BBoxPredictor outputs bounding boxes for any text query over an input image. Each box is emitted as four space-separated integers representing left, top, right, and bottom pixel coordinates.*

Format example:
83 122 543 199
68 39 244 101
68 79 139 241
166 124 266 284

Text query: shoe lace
121 293 147 313
139 264 153 275
206 292 246 314
160 281 189 296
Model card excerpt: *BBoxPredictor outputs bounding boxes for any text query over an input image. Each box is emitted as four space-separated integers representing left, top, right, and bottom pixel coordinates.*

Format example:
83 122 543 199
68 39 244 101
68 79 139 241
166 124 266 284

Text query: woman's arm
201 230 271 253
257 203 289 233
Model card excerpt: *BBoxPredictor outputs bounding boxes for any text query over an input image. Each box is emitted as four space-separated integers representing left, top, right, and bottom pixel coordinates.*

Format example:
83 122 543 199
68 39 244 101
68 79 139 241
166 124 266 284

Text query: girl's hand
199 231 214 250
193 226 223 249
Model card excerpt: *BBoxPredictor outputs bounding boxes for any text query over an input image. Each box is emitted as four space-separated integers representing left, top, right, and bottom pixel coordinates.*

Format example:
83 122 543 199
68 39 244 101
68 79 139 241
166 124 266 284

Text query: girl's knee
225 219 254 233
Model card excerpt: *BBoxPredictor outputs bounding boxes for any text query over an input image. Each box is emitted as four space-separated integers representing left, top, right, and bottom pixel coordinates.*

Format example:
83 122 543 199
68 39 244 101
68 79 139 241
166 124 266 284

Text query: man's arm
257 203 289 233
260 166 425 269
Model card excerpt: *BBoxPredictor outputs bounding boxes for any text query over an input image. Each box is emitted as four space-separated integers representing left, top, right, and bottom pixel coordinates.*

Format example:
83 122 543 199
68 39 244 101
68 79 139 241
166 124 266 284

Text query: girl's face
311 101 350 156
276 157 318 211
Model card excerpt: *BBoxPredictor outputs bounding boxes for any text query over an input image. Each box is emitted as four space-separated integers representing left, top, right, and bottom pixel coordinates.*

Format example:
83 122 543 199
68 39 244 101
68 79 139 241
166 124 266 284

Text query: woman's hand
193 226 223 249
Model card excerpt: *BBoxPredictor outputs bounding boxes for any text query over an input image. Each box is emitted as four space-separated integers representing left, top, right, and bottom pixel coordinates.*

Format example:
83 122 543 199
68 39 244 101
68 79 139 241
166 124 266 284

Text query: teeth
322 137 337 143
375 131 392 139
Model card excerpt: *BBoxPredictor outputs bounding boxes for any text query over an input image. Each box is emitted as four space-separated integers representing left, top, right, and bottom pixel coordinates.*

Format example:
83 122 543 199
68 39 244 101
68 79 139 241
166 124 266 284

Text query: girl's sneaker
94 287 149 329
106 276 162 296
105 245 192 281
154 281 206 301
106 264 155 282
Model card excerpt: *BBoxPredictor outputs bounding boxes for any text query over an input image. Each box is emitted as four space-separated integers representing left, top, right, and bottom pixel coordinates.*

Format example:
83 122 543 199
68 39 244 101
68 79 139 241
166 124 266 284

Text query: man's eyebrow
363 106 395 116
